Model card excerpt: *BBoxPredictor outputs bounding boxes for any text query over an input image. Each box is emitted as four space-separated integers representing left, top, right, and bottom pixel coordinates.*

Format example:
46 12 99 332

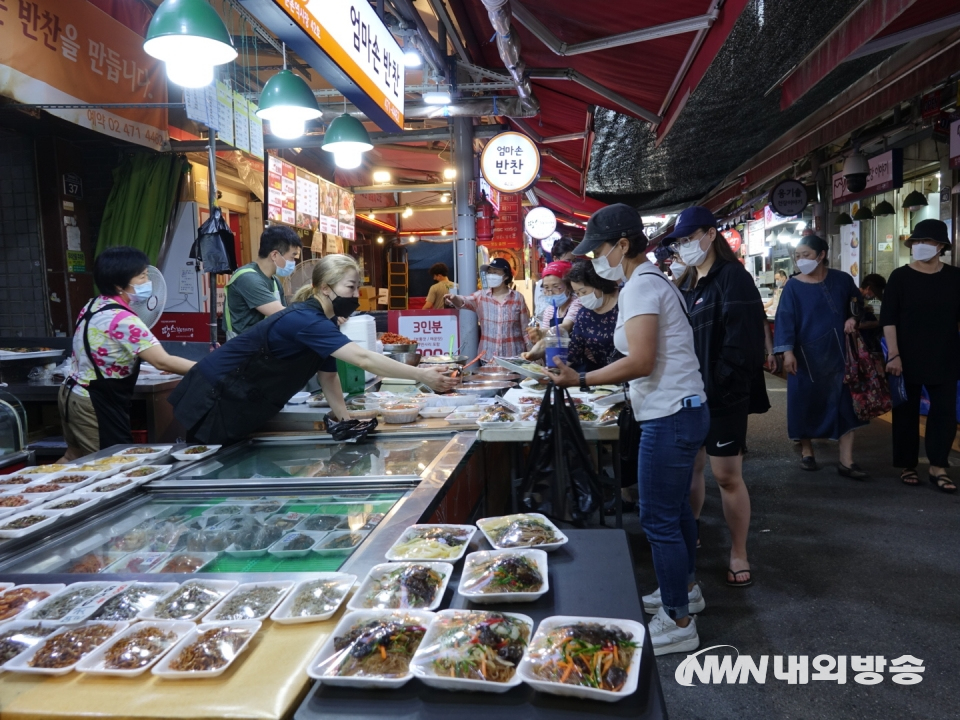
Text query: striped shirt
538 297 582 330
461 288 532 360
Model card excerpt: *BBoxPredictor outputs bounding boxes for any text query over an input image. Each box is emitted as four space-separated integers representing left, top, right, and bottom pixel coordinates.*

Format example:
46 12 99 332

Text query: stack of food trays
305 513 643 700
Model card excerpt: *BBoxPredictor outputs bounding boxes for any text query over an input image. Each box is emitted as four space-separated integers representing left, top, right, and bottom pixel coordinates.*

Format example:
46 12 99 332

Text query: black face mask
329 291 359 319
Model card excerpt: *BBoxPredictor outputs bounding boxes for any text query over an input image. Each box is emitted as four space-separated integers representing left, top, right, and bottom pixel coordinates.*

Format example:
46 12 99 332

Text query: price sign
480 132 540 193
393 311 460 356
524 206 557 240
768 179 808 217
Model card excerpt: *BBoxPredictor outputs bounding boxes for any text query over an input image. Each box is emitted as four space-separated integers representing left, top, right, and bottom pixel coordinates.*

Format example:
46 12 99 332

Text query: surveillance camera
843 153 870 194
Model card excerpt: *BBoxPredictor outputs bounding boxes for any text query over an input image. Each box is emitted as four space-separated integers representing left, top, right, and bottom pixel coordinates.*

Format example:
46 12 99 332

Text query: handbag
519 382 603 525
844 332 892 420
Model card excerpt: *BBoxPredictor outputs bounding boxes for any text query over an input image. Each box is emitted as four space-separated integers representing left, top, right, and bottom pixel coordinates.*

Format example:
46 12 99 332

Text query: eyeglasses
665 232 705 252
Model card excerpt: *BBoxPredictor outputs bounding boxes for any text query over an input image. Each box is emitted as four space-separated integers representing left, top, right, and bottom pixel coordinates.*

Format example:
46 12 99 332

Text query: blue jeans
638 404 710 620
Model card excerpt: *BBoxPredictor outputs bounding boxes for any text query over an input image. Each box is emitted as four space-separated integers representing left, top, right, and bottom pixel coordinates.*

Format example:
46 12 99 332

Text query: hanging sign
295 168 319 230
233 92 250 153
388 310 459 357
480 132 540 193
0 0 169 151
768 179 808 217
840 222 860 284
950 119 960 169
243 0 404 133
319 178 340 234
248 99 264 160
524 207 557 240
339 189 356 240
540 230 561 255
721 228 742 253
832 149 903 204
215 82 234 146
746 220 765 256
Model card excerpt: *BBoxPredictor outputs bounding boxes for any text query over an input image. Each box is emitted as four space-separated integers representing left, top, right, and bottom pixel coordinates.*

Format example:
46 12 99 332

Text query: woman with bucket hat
880 219 960 492
549 203 709 656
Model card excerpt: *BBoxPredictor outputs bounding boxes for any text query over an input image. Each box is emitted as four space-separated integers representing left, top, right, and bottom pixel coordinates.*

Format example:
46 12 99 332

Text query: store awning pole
453 117 479 363
207 128 219 350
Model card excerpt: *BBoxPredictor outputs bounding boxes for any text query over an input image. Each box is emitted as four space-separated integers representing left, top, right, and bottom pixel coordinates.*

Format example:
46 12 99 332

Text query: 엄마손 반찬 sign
481 132 541 194
248 0 404 133
0 0 169 150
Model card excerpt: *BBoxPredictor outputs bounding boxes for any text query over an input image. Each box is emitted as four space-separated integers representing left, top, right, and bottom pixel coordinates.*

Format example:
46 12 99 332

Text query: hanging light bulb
440 192 451 203
369 211 376 219
373 170 392 183
144 0 237 88
376 235 384 244
402 206 413 218
441 228 448 236
322 113 373 169
257 56 322 140
403 42 421 67
443 168 457 180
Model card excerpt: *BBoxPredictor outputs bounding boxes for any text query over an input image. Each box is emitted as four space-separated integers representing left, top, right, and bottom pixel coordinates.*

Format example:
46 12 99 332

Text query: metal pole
453 117 478 362
207 128 219 349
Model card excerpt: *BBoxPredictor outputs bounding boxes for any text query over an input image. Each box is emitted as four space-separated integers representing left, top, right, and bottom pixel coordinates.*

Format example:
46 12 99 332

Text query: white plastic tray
418 406 458 418
113 465 173 482
0 474 42 489
0 511 60 539
28 582 127 625
103 553 171 574
0 494 47 515
202 581 294 622
77 477 140 500
384 524 477 563
267 532 326 558
151 620 261 679
112 446 173 461
87 582 179 622
313 531 367 556
41 469 101 490
410 610 534 692
148 552 220 575
348 562 453 611
74 619 195 676
270 574 356 624
4 621 130 675
140 580 238 622
517 615 646 702
37 494 99 517
306 609 435 688
170 444 222 462
0 620 61 669
0 584 66 622
444 412 480 426
475 513 569 553
458 549 549 604
293 514 342 534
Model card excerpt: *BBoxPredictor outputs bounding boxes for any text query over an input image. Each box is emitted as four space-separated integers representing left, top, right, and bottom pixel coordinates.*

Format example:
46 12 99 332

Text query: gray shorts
58 384 99 456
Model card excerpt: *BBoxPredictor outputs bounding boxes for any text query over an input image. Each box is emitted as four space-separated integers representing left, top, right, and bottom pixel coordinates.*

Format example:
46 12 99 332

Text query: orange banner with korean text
0 0 169 150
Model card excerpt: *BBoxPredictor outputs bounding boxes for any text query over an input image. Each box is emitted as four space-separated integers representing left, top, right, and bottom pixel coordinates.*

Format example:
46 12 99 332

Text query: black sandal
929 473 958 493
726 568 753 588
900 469 919 486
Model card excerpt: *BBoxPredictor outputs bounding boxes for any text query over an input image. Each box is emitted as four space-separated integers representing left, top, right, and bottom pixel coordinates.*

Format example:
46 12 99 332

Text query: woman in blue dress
773 235 868 477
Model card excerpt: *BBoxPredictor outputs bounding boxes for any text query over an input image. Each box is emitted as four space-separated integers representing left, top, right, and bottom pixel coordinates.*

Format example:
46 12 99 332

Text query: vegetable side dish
526 622 638 692
183 445 210 455
480 515 561 548
52 474 90 484
1 515 50 530
389 527 470 560
461 555 543 594
420 612 530 682
287 579 351 618
210 586 285 621
321 617 427 678
121 447 162 455
361 565 444 609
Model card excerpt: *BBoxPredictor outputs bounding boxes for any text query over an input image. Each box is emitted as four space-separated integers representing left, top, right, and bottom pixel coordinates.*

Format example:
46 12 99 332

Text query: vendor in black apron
58 247 196 460
170 254 458 445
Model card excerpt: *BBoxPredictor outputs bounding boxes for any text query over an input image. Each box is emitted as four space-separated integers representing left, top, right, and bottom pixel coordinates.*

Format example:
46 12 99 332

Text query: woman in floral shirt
58 247 195 459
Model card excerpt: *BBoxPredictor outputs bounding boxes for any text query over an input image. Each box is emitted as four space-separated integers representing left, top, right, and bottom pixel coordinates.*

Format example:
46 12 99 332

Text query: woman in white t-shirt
550 204 708 657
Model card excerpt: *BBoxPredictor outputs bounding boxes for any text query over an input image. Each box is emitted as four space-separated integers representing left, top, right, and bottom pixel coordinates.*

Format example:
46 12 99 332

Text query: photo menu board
265 155 355 242
267 155 296 225
296 168 320 230
339 190 355 240
318 177 340 234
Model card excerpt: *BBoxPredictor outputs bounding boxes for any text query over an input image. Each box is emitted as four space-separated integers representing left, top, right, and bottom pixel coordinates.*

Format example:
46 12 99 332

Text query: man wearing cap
444 257 531 360
549 203 709 655
881 219 960 493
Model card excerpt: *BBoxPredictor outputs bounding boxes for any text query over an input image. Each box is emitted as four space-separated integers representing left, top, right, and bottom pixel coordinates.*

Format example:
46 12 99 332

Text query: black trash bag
519 382 603 525
326 416 378 443
617 389 640 488
192 207 237 274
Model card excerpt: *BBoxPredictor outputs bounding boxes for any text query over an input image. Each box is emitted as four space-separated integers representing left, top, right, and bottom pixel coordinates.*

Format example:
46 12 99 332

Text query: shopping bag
844 333 891 420
193 207 237 274
519 382 603 524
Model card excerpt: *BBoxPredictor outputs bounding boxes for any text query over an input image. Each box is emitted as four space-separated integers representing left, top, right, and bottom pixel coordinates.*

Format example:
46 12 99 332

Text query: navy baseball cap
666 206 718 240
480 257 512 275
573 203 645 256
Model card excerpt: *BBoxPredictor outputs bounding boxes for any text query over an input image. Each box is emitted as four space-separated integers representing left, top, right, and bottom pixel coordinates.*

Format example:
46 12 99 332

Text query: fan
282 259 322 304
130 266 167 328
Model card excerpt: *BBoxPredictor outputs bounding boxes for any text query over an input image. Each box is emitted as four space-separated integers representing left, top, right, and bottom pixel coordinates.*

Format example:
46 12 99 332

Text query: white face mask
775 279 785 288
545 292 569 308
485 273 504 288
578 290 604 310
671 262 687 275
677 236 710 267
796 258 819 275
911 243 939 262
592 242 626 282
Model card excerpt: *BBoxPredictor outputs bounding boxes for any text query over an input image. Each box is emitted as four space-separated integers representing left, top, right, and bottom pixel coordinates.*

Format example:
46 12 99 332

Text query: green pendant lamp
144 0 237 88
873 200 896 216
322 114 373 169
836 212 854 226
853 205 873 221
257 70 322 139
902 190 928 210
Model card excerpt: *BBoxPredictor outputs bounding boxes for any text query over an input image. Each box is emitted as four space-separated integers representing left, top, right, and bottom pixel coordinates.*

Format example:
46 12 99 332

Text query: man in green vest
224 225 302 339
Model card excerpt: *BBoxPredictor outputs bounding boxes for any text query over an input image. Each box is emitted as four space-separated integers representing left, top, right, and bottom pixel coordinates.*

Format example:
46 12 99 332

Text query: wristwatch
579 372 590 392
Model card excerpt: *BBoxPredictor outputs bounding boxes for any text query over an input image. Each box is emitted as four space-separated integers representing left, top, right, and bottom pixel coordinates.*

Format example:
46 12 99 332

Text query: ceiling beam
353 182 454 193
844 11 960 61
529 68 661 124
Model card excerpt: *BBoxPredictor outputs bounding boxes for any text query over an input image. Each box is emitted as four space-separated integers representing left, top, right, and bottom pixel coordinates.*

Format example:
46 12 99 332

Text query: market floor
622 373 960 720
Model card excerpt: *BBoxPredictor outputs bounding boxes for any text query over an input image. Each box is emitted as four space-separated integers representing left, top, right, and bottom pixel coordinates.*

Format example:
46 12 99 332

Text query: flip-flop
929 473 958 493
726 568 753 588
900 469 919 486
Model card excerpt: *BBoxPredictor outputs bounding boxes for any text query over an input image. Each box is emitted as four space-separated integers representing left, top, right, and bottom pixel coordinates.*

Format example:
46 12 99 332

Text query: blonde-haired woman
171 253 457 444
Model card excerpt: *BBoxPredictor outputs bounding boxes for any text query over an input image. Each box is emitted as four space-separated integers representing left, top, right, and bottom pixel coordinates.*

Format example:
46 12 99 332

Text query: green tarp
95 153 187 264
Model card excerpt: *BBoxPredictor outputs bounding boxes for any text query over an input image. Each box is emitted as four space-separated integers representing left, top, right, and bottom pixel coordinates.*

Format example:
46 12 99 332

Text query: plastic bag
326 416 378 443
193 207 237 274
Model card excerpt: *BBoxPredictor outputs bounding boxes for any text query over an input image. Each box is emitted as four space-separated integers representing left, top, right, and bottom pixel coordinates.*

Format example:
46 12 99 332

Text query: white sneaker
642 584 705 615
649 607 700 656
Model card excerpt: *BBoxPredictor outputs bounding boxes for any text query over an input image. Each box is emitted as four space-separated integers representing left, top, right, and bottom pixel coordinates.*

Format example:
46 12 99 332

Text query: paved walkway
625 374 959 719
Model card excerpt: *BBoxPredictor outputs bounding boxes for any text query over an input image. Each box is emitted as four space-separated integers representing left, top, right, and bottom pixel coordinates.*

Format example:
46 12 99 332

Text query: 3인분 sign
769 179 808 217
524 206 557 240
481 132 540 194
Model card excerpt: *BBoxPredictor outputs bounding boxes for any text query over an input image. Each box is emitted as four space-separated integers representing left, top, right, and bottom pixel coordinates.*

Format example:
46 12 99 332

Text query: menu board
248 99 264 160
233 91 250 153
215 81 234 146
296 168 320 230
319 178 340 234
338 189 356 240
267 155 296 225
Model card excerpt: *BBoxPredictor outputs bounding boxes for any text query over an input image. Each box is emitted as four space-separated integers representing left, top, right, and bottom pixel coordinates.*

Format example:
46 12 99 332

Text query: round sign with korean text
480 131 541 193
721 228 742 253
524 206 557 239
769 179 808 217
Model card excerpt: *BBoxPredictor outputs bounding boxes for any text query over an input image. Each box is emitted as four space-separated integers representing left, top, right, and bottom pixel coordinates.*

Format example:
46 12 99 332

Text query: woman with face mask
549 204 709 656
59 247 197 460
171 254 458 445
666 206 769 589
444 257 532 360
880 220 960 493
565 259 620 372
773 234 867 476
523 261 580 359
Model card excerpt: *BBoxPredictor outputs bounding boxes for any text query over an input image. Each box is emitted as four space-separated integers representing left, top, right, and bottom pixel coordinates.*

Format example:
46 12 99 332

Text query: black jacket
680 260 768 414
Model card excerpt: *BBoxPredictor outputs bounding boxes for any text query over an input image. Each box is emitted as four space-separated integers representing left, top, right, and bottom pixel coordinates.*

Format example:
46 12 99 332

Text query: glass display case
0 390 26 458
